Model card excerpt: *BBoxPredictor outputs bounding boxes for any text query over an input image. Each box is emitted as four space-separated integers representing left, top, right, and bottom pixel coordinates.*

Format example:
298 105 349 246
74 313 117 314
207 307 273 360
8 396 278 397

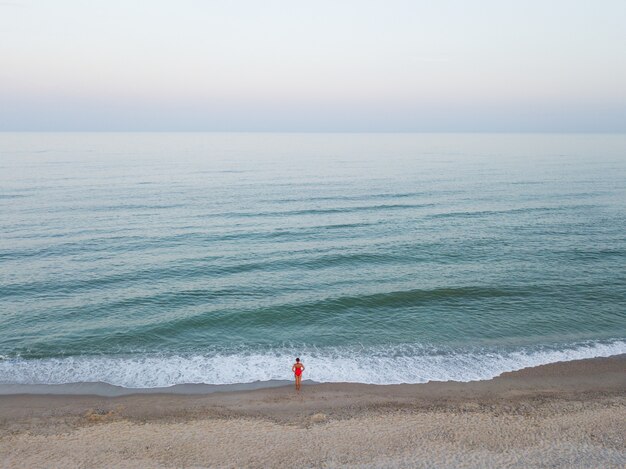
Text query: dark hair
295 357 300 362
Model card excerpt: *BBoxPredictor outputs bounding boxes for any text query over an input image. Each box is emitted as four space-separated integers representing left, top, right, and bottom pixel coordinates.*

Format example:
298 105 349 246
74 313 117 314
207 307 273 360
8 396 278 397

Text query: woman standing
292 358 305 391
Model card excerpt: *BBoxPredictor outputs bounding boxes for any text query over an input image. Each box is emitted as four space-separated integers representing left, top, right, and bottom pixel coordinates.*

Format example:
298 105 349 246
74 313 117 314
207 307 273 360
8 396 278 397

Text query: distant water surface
1 133 625 387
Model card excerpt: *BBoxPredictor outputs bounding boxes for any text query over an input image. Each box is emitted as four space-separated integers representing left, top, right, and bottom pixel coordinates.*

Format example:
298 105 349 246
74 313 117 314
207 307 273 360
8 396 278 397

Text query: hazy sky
1 0 625 131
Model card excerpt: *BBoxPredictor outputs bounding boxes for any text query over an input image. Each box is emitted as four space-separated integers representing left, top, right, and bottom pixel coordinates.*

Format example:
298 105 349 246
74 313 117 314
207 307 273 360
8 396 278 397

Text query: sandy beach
0 355 624 468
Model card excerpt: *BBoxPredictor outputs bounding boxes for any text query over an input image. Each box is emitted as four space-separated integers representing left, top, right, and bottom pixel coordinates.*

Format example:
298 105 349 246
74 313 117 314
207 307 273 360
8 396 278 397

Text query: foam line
0 339 624 388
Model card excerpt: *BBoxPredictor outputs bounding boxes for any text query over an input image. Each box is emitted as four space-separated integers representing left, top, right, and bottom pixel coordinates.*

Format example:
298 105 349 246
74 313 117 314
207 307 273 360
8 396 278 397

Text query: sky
1 0 625 132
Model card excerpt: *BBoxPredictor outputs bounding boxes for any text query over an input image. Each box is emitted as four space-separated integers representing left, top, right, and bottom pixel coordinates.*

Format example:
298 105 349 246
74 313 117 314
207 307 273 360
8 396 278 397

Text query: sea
1 132 625 389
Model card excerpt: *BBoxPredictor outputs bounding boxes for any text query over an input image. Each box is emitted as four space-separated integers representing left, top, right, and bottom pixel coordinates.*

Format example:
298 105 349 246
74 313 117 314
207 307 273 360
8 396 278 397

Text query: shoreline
1 352 624 398
1 355 624 468
3 339 624 390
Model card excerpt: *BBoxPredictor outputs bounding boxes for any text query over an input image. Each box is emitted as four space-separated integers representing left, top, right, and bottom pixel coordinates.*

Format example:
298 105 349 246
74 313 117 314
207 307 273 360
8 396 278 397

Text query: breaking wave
1 339 623 389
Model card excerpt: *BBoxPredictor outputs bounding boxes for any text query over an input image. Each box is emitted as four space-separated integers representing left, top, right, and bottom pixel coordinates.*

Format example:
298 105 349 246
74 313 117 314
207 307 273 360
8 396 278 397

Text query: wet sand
1 355 624 468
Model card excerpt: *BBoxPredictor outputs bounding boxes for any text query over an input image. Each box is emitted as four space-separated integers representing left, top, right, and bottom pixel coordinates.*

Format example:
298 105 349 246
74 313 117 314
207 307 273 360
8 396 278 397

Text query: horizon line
1 130 625 134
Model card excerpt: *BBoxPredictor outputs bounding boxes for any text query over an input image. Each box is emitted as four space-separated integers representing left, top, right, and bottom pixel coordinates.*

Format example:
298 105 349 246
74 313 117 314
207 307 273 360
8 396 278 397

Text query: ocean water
1 132 625 388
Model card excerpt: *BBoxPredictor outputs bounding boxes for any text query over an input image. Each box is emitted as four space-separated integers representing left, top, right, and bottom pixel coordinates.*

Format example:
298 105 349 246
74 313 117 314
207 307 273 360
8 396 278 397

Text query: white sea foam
0 340 624 388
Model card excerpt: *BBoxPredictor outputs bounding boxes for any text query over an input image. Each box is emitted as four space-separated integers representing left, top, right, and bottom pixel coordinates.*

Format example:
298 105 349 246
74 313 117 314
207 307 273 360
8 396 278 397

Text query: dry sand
1 355 624 468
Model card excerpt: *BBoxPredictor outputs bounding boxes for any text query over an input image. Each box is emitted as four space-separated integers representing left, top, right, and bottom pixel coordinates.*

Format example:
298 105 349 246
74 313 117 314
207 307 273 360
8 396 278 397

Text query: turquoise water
1 133 625 387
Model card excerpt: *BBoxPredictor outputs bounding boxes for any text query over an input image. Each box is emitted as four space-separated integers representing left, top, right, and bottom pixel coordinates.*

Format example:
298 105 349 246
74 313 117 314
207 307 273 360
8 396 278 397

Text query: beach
1 355 624 468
